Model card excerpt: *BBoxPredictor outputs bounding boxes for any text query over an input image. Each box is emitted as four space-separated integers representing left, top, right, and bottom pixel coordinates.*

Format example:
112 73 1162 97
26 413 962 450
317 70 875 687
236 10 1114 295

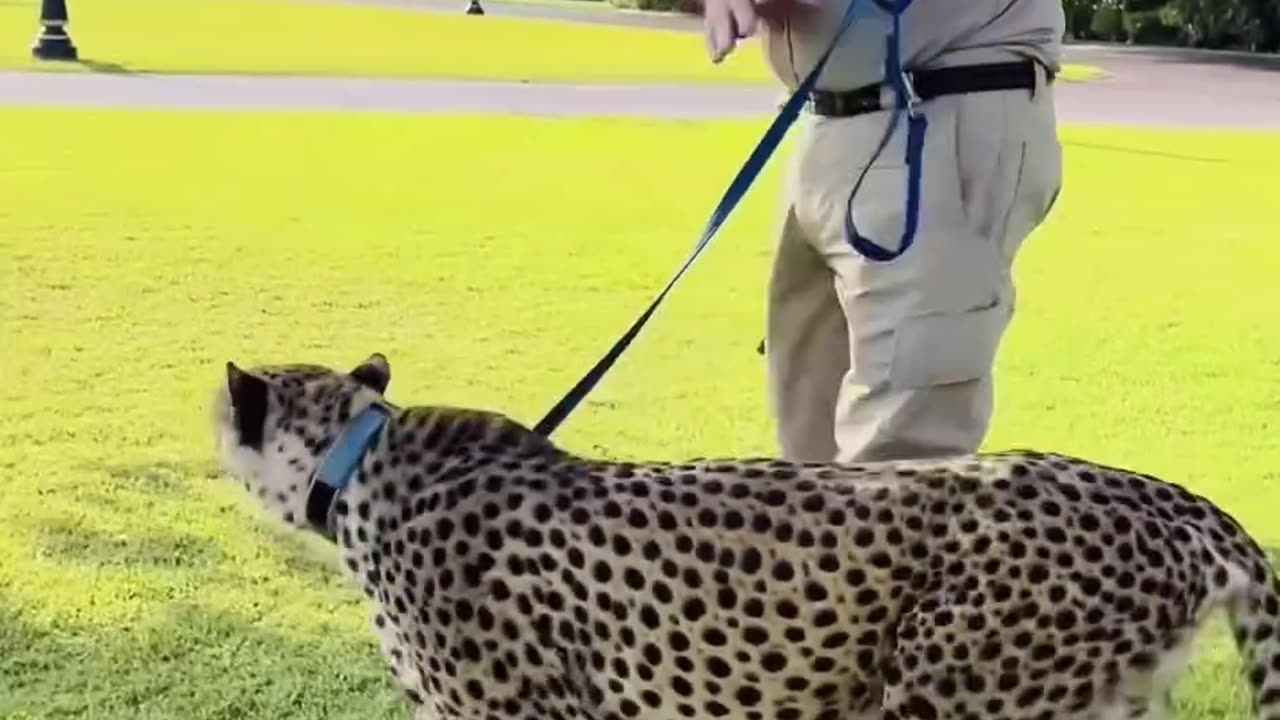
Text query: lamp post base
32 0 79 62
32 25 79 61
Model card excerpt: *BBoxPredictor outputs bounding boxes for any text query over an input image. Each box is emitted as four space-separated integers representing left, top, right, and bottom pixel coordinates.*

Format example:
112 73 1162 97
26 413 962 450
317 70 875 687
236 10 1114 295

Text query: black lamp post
32 0 78 61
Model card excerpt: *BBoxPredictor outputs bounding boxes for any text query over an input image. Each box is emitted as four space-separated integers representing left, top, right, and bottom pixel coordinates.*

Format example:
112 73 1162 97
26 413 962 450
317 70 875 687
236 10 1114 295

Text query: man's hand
702 0 816 63
703 0 761 63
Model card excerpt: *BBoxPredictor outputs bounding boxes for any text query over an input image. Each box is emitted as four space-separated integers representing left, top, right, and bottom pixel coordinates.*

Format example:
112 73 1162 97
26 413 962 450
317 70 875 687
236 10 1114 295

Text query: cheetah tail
1224 545 1280 720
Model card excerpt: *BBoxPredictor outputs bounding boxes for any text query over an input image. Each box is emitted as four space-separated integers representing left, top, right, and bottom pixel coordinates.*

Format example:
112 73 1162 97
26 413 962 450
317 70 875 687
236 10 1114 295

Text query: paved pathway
2 0 1279 130
0 72 783 119
4 52 1279 129
1054 44 1280 128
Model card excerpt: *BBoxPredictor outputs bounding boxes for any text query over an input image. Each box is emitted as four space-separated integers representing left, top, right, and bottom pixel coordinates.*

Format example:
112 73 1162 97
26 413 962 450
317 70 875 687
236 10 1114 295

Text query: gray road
2 8 1279 129
1055 44 1280 128
0 71 785 118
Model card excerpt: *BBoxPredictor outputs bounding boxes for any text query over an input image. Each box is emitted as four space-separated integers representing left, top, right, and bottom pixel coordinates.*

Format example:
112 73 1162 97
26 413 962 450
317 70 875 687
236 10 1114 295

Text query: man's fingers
704 0 737 63
703 0 765 64
727 0 758 38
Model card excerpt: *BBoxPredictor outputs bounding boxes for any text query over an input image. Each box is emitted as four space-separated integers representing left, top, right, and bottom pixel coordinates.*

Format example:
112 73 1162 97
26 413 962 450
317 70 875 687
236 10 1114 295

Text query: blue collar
304 403 391 539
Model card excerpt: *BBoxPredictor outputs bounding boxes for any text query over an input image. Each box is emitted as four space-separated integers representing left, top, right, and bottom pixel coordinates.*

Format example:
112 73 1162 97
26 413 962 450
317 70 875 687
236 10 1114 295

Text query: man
705 0 1065 463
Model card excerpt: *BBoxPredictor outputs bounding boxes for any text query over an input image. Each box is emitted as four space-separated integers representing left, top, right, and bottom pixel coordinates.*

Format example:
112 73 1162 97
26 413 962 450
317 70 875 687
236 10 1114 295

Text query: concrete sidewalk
0 72 782 118
3 67 1279 129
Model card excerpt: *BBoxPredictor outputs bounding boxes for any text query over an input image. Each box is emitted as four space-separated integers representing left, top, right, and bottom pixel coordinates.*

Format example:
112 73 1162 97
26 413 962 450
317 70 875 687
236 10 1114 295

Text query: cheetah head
213 353 392 528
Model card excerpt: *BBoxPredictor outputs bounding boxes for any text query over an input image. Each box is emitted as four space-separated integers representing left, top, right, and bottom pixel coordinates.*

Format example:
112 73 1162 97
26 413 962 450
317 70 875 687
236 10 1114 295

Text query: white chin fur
213 391 263 485
218 423 264 483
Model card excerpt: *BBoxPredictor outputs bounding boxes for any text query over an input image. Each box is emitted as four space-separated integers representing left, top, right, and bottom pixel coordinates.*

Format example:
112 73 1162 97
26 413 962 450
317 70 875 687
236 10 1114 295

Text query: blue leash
847 0 926 261
532 0 922 438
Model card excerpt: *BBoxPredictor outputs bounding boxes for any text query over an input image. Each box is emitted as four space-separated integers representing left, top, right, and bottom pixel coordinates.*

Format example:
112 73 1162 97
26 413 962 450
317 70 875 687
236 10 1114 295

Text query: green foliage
1091 1 1130 40
1125 8 1187 42
1065 0 1104 35
1173 0 1280 49
1066 0 1280 51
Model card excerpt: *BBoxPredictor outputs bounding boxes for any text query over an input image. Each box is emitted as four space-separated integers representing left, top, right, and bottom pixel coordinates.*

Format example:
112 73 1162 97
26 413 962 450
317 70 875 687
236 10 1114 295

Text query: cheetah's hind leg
1100 628 1199 720
876 592 1196 720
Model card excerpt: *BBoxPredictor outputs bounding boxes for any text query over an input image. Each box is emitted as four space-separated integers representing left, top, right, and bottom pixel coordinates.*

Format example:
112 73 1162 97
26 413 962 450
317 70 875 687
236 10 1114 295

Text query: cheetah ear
349 353 391 394
226 362 268 406
226 362 269 450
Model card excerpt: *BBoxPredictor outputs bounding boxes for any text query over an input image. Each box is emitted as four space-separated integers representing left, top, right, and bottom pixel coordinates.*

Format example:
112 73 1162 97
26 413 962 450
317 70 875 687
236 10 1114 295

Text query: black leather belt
807 60 1051 118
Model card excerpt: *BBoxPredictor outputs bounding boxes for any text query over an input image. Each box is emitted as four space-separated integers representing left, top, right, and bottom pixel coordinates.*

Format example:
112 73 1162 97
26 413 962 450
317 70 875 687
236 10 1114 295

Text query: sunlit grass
0 107 1275 717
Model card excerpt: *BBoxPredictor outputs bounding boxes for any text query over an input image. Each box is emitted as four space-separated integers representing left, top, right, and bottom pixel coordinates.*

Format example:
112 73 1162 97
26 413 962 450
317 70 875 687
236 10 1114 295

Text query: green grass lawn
1 107 1276 718
0 0 769 83
0 0 1103 83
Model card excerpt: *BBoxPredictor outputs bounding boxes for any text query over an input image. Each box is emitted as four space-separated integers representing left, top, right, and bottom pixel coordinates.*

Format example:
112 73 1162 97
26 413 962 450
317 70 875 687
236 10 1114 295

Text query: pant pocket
887 298 1012 389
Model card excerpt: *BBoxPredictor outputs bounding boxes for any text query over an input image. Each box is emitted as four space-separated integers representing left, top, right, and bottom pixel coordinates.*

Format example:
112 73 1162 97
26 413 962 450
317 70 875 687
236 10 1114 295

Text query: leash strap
532 0 918 438
846 0 924 261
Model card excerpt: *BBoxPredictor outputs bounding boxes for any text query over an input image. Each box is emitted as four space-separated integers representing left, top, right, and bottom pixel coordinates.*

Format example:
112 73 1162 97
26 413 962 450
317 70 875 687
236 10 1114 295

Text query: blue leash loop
846 0 926 262
532 0 920 438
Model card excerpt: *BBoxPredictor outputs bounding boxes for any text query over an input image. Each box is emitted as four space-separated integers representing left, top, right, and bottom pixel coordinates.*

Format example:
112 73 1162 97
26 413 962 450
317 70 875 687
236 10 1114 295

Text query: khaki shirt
761 0 1065 91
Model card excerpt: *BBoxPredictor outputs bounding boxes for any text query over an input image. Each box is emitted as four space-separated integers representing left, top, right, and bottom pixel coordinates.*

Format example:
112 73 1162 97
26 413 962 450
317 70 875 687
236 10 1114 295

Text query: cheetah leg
876 600 1000 720
877 597 1096 720
1108 629 1197 720
878 592 1199 720
413 706 443 720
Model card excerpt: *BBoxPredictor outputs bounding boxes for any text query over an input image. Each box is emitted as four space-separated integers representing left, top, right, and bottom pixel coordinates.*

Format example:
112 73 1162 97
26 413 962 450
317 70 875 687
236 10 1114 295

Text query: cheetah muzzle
213 353 1280 720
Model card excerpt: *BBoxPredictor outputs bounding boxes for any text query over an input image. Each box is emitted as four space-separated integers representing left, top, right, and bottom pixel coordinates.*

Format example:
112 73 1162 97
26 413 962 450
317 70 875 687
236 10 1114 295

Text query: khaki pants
766 68 1062 463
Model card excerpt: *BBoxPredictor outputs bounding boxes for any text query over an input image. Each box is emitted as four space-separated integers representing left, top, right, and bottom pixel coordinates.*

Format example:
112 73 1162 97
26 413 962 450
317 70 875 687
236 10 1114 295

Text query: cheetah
213 353 1280 720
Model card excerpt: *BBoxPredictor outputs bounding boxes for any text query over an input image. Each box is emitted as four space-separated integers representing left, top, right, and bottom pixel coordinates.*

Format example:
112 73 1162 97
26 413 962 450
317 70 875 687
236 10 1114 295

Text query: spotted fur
213 354 1280 720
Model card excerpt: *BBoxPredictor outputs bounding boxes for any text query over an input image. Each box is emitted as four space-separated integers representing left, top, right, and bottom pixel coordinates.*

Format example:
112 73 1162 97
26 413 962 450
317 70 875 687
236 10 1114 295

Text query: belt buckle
806 91 827 116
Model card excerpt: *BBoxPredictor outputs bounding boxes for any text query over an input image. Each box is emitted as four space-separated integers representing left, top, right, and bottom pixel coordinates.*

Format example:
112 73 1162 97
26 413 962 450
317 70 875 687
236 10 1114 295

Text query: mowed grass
0 0 1103 83
1 107 1277 718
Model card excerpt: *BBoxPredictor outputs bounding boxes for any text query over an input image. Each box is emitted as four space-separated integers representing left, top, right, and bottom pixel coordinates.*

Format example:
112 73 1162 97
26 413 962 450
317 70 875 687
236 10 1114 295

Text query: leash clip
900 70 921 117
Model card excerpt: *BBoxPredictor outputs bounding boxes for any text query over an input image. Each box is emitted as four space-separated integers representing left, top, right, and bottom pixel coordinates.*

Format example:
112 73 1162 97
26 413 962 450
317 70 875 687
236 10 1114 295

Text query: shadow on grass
76 457 348 589
77 59 134 74
33 518 224 570
95 458 223 497
0 596 411 720
333 0 700 33
244 511 355 585
1061 140 1234 164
